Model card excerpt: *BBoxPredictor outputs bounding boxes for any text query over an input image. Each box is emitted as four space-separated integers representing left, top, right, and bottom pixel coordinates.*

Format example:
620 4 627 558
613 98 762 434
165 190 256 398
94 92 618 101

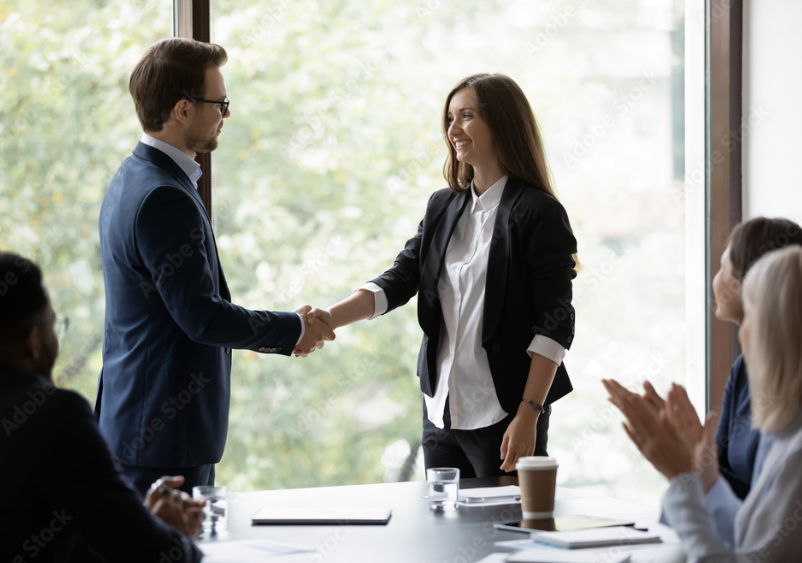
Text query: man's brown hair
129 38 228 132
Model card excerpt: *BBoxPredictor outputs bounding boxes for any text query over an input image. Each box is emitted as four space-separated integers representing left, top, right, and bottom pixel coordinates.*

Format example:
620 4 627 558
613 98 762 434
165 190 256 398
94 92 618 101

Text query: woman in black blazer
302 74 577 477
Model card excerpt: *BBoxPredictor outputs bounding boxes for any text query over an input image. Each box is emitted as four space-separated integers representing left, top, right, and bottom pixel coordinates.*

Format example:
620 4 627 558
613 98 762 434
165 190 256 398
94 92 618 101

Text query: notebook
251 507 392 525
531 527 662 549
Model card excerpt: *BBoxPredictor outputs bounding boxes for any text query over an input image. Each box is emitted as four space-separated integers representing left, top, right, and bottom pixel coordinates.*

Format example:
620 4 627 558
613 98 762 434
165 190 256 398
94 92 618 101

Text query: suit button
276 347 281 353
567 336 573 343
570 313 575 320
259 347 266 352
492 343 501 352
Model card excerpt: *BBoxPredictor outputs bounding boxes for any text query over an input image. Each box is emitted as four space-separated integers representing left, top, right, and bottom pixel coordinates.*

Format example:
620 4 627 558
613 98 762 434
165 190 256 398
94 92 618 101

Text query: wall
742 0 802 223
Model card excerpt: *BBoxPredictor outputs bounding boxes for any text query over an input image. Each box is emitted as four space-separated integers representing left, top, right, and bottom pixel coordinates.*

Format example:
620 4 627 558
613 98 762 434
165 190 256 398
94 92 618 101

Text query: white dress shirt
363 176 565 429
140 133 203 190
139 133 305 344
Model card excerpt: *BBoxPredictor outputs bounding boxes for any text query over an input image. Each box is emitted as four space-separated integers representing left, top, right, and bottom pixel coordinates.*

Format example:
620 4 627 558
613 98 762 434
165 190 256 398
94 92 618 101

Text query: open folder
251 507 392 525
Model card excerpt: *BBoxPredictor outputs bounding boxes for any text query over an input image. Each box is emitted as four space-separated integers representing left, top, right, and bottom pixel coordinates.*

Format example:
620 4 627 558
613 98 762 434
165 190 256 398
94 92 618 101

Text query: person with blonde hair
606 246 802 562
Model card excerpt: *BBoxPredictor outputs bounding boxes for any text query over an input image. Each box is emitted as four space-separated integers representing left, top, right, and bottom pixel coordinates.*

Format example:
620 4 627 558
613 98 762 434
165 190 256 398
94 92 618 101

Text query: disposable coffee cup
516 456 558 519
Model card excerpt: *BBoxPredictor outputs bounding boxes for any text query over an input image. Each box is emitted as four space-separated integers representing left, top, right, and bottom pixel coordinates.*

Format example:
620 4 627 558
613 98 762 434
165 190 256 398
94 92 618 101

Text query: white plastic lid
515 456 558 470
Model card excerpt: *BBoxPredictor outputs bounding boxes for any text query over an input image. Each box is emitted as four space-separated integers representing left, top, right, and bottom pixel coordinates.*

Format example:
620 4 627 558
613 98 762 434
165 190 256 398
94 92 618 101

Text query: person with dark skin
0 251 204 563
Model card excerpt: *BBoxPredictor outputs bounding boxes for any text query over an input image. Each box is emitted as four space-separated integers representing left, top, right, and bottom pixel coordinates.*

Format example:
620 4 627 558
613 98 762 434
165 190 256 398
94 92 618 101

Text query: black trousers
422 397 551 478
122 464 215 497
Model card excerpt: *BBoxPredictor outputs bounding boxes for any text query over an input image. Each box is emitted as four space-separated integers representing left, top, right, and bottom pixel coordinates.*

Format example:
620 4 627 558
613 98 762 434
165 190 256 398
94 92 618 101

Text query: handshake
292 305 336 357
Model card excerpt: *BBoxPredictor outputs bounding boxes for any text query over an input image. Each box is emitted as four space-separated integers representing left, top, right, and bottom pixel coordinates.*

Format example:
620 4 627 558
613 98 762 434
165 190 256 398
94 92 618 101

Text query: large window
0 0 171 399
211 0 702 504
2 0 704 506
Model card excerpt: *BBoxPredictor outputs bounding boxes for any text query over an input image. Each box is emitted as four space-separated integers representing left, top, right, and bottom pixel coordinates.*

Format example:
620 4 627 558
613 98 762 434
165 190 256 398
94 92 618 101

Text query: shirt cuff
702 476 741 547
527 335 566 365
359 283 387 320
295 313 306 346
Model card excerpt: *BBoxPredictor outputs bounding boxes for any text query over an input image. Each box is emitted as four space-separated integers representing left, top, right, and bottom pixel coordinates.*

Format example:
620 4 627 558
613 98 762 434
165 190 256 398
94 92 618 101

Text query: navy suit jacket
370 178 576 416
96 142 301 467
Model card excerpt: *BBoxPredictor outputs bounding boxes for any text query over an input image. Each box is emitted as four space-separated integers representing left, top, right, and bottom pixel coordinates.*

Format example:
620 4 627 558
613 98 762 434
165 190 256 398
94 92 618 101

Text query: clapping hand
602 379 719 489
293 305 336 357
144 476 205 539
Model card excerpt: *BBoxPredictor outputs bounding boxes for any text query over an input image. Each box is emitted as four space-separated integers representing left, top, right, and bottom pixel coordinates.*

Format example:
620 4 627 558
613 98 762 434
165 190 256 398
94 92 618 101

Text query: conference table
198 476 686 562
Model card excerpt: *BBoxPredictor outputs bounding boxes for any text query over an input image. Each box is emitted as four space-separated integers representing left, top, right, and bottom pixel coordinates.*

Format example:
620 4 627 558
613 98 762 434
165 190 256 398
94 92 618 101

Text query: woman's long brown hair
442 73 556 198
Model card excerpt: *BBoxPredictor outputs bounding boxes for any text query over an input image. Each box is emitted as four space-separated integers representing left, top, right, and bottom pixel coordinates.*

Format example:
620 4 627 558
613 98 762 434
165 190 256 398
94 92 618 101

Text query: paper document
200 539 314 561
531 527 661 549
506 549 631 563
459 485 521 506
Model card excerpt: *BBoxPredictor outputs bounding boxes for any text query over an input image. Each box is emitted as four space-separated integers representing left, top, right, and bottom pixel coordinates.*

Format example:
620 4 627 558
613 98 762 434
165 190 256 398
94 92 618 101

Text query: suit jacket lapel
482 177 525 344
418 190 471 333
133 142 231 301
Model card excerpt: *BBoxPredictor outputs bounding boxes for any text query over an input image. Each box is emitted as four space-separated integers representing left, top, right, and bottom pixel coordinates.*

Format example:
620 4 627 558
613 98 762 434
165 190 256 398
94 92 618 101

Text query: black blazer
370 177 577 416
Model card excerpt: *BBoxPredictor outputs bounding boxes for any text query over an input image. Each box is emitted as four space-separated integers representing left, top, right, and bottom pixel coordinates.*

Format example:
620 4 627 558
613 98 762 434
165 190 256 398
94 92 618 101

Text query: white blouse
364 176 565 430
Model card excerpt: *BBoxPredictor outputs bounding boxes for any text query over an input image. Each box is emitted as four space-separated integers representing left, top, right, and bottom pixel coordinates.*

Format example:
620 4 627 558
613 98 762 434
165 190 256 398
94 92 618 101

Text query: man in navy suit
96 38 335 495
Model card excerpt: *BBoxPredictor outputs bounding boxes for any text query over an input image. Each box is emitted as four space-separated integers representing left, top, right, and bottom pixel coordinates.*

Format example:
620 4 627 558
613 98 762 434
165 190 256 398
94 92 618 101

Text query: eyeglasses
54 315 69 340
192 95 230 116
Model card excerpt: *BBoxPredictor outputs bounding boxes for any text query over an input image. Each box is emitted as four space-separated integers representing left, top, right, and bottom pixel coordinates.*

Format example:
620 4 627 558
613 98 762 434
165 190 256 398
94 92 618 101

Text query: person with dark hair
610 216 802 498
98 37 335 496
303 73 577 476
605 246 802 562
605 216 802 542
0 252 204 563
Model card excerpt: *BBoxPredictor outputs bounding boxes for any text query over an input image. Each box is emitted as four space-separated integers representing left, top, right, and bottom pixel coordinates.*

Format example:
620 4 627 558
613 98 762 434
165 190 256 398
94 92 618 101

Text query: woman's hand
665 383 705 448
602 379 695 480
642 380 666 412
690 411 720 493
144 476 206 539
499 406 538 472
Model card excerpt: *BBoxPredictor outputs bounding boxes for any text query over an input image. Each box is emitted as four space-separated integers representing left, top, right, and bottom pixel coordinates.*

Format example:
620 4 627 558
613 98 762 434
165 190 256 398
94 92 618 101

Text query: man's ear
24 326 41 361
171 99 195 126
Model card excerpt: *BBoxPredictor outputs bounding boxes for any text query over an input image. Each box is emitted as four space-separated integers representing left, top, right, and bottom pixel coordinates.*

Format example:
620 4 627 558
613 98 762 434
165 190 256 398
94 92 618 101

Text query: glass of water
192 485 228 536
426 467 460 511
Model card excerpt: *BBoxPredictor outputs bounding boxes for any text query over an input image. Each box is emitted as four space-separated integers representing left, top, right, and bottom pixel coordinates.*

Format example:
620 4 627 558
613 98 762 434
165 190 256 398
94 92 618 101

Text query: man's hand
293 305 335 357
144 476 205 539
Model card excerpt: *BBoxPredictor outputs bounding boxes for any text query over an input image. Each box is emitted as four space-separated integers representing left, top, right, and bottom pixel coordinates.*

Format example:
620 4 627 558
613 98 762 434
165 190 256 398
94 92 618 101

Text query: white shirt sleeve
702 476 742 547
295 313 305 346
526 335 566 365
360 282 387 320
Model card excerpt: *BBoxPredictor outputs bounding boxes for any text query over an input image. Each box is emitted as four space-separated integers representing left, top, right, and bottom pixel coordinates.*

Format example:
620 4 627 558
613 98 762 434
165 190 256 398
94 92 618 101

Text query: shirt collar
470 175 508 213
140 133 203 189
